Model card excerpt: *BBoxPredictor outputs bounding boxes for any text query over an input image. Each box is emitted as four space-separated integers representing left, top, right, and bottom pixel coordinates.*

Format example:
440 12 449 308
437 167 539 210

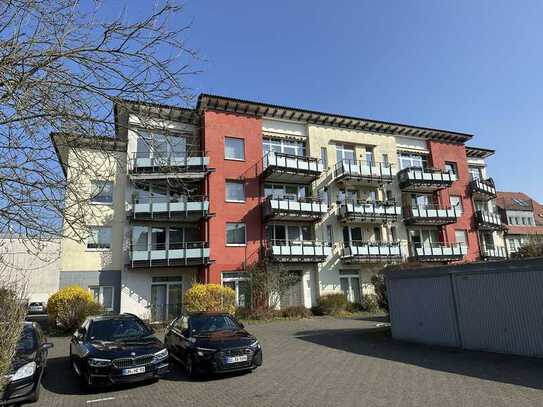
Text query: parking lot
35 317 543 407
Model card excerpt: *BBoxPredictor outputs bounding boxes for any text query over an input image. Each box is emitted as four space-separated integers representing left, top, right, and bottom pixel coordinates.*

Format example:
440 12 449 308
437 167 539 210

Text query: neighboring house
496 191 543 255
52 94 503 320
0 236 60 303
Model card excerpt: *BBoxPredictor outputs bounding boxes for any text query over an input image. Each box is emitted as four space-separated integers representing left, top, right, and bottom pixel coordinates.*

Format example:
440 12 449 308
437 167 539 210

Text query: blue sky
140 1 542 200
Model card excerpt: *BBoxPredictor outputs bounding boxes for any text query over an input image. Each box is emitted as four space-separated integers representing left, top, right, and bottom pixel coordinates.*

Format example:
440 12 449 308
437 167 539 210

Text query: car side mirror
75 327 86 340
42 342 54 349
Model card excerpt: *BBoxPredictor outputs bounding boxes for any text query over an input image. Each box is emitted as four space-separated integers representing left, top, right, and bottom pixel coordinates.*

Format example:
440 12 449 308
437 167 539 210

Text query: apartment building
496 191 543 255
53 94 503 319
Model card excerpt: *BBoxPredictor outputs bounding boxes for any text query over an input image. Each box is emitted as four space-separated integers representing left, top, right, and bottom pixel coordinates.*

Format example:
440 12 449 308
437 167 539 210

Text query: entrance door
280 271 303 307
151 278 183 322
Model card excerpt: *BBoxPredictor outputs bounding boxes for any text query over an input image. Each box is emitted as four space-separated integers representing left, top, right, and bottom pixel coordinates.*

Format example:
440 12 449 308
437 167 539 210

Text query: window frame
224 137 245 161
89 286 114 312
444 161 458 176
225 180 246 203
455 229 469 248
90 180 114 205
449 195 463 214
86 226 112 251
225 223 247 246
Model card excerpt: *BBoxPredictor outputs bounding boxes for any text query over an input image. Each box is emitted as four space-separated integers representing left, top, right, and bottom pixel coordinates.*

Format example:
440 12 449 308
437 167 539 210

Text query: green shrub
235 307 279 321
361 294 380 313
346 302 364 313
317 293 348 315
280 305 312 319
47 285 102 331
184 284 236 314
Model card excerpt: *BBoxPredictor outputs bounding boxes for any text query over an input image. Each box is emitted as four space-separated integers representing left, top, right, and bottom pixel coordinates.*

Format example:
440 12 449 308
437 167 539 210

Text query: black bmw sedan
69 314 169 387
1 322 53 405
164 313 263 378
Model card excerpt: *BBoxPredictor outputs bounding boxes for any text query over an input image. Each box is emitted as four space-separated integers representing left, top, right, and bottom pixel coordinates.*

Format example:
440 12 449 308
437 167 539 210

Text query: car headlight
88 358 111 367
153 348 168 362
195 347 216 357
249 340 261 350
10 361 36 381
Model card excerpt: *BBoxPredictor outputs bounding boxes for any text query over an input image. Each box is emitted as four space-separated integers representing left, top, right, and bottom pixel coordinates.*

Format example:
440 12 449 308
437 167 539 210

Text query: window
469 166 483 181
386 190 394 201
444 162 458 176
90 180 113 204
318 188 329 206
263 138 305 156
390 226 398 242
87 227 112 250
450 196 463 214
320 147 328 168
382 154 389 167
365 148 374 165
267 224 311 243
222 272 250 308
336 144 355 163
136 132 188 159
343 226 365 244
264 183 307 200
325 224 334 243
398 152 428 170
225 137 245 160
226 181 245 202
339 271 361 303
89 286 114 311
455 230 468 247
226 223 246 245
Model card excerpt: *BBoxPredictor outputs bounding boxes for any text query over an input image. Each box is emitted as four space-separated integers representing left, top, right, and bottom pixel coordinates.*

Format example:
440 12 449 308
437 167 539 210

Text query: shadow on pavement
163 361 253 383
295 327 543 390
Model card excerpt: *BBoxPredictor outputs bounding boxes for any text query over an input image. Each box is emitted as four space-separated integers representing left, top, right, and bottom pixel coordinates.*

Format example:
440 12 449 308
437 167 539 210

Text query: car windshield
190 315 240 334
88 318 151 341
16 326 37 353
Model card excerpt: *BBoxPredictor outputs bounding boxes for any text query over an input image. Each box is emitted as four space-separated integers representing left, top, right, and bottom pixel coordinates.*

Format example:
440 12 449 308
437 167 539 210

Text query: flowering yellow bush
47 285 102 331
184 284 236 314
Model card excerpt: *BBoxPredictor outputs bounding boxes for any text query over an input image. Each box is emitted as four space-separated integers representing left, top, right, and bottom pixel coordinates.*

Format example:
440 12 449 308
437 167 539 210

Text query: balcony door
336 144 355 163
343 226 365 246
150 277 183 322
340 274 361 304
263 137 305 157
280 271 303 307
136 132 187 161
267 224 311 245
410 229 439 248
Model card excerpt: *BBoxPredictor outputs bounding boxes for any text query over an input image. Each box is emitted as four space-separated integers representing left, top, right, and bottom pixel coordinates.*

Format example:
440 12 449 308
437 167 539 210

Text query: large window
90 180 113 204
409 229 439 247
398 152 428 170
444 161 458 176
222 272 250 308
455 230 469 247
131 225 199 251
87 227 112 250
365 148 374 165
225 137 245 160
136 132 187 159
342 226 366 244
226 181 245 202
450 196 463 213
226 223 246 245
469 166 483 181
320 147 328 168
267 224 311 243
264 183 307 200
89 286 114 312
336 144 355 162
339 271 361 304
263 138 305 156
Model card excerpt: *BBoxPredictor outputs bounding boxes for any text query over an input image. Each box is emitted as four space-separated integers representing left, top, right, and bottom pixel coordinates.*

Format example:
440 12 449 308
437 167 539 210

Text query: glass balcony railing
129 241 210 268
128 151 210 177
264 239 331 262
262 152 323 183
481 246 507 260
398 167 456 192
334 160 394 186
129 195 209 221
338 199 401 223
474 210 503 230
341 241 402 263
262 196 328 221
410 243 466 261
470 178 497 200
403 204 460 225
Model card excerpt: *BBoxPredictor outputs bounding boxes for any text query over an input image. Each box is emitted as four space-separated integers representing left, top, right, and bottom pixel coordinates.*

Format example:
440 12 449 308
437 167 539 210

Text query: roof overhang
466 146 495 158
197 94 474 144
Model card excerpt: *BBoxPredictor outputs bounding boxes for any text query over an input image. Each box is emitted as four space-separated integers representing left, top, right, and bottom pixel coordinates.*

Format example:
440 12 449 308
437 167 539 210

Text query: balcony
262 152 323 183
338 200 401 223
341 242 402 264
129 241 211 268
334 160 394 186
470 178 497 200
398 167 456 193
128 152 210 180
481 246 507 261
403 204 460 226
264 240 331 263
410 243 466 262
129 196 210 222
262 196 327 222
474 210 503 231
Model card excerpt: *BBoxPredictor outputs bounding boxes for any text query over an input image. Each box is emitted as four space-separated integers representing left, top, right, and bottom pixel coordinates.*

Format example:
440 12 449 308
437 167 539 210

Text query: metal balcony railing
341 241 402 263
398 166 457 192
264 239 332 262
129 241 210 267
334 159 394 185
410 243 467 261
480 246 507 260
130 195 210 221
474 210 503 230
263 195 328 221
338 199 401 222
403 204 460 225
470 177 497 200
261 152 323 183
128 151 210 175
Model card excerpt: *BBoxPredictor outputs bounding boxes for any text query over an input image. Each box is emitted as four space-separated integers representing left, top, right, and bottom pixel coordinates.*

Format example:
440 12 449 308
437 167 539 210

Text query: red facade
202 110 263 283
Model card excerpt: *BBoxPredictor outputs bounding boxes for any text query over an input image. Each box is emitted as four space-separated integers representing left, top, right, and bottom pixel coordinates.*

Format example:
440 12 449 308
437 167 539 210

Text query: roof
505 225 543 235
496 191 536 212
466 146 495 158
197 93 474 144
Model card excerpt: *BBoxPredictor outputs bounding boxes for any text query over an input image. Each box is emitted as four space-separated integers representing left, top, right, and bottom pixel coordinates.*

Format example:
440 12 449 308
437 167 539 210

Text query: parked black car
69 314 169 387
1 322 53 405
164 312 263 378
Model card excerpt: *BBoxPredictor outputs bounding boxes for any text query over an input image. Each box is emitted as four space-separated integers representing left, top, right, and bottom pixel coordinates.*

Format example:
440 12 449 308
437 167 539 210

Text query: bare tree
0 0 198 383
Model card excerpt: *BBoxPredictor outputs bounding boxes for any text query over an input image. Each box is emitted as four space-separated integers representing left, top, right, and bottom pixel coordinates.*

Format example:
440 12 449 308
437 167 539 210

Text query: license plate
122 366 146 376
225 355 247 364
